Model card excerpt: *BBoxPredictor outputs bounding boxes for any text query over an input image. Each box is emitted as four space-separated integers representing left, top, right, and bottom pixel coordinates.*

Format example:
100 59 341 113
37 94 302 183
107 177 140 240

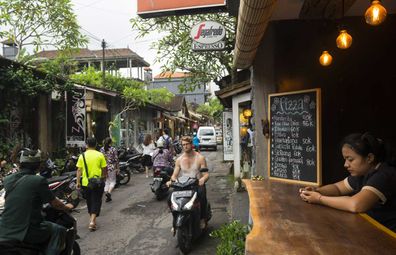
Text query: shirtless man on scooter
167 136 209 228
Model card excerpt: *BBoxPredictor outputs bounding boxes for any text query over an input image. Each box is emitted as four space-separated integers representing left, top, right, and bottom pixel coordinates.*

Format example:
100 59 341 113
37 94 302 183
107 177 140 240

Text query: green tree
70 67 174 114
196 97 224 122
130 13 235 92
0 0 87 60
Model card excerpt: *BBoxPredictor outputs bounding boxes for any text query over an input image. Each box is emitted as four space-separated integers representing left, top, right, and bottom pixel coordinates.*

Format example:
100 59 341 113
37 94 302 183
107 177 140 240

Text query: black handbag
82 153 104 190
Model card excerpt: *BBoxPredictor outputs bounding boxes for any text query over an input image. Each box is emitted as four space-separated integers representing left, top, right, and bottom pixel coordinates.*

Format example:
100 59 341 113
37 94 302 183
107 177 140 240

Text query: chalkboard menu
268 88 321 186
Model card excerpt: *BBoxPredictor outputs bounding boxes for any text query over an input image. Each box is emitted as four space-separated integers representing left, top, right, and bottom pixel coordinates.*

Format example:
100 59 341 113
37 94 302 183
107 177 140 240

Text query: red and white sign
191 21 226 51
190 21 225 44
137 0 226 16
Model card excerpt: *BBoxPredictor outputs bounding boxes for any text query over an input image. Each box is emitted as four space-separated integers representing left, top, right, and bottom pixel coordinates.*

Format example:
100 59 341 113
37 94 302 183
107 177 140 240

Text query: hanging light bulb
319 51 333 66
365 0 387 26
336 30 353 49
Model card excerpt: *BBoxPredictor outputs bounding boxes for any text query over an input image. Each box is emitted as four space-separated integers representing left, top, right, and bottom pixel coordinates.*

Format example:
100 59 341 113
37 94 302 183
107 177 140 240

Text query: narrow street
73 147 232 255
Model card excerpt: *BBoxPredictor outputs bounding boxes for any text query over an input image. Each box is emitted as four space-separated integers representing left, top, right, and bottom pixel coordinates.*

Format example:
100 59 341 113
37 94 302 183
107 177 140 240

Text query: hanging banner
223 110 233 161
66 88 86 147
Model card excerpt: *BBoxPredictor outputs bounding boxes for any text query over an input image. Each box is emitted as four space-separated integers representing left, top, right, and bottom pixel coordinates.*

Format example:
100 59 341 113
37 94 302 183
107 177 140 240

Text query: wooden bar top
243 179 396 255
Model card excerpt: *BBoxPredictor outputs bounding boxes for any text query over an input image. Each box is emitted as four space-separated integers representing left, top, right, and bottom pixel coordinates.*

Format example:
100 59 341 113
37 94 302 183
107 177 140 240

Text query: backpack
163 135 171 149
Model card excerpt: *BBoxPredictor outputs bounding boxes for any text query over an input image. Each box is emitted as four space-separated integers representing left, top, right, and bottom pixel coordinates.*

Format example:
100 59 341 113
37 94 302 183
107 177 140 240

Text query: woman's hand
299 186 316 193
300 190 322 204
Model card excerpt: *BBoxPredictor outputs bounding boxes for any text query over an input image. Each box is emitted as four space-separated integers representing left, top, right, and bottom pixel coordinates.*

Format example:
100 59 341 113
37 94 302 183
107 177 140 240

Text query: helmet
19 149 43 163
157 140 164 148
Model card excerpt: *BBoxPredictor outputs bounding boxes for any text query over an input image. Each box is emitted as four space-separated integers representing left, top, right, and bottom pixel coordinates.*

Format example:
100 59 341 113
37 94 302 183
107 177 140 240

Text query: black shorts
142 154 153 167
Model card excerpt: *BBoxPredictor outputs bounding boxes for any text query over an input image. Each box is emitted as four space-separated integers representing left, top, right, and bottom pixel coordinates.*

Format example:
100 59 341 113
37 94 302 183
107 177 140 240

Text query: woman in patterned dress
100 137 119 202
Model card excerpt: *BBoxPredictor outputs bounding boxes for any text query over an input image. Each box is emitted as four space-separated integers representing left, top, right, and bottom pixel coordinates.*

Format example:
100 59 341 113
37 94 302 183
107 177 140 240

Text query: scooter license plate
173 190 193 198
153 177 163 181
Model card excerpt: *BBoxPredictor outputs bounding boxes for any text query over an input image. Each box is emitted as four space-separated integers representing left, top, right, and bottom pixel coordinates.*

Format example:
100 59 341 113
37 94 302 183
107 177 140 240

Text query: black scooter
150 166 173 200
169 176 212 254
118 147 144 173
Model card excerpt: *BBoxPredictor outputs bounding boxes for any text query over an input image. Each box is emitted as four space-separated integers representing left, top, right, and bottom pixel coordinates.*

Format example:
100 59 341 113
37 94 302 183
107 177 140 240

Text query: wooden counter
243 179 396 255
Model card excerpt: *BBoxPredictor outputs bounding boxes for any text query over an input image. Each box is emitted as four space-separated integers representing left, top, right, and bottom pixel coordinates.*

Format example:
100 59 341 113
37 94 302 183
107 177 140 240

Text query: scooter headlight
183 192 197 210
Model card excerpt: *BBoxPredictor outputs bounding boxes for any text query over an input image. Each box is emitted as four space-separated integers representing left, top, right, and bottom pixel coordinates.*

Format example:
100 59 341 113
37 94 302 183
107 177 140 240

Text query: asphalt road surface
73 146 232 255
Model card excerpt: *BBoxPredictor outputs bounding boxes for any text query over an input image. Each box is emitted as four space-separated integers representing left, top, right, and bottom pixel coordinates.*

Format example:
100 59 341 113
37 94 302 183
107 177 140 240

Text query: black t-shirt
0 169 55 242
347 163 396 232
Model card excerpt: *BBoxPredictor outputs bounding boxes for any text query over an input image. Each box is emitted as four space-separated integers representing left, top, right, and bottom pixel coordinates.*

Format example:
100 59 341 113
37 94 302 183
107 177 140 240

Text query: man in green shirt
0 149 74 255
76 137 107 231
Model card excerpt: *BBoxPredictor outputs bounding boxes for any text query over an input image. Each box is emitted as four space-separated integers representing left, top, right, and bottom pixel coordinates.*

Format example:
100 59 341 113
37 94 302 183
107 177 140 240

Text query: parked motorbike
47 173 78 202
173 140 182 154
0 201 80 255
169 176 212 254
150 166 173 200
39 158 59 178
118 147 144 173
116 162 132 187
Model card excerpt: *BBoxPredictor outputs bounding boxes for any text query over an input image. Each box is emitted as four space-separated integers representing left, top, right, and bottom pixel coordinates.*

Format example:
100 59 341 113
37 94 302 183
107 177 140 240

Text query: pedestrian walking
76 137 107 231
193 132 200 152
142 134 155 178
100 137 119 202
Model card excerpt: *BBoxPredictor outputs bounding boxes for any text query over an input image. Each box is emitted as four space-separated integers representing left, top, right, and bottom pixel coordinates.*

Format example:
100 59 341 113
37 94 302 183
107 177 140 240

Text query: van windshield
199 129 214 136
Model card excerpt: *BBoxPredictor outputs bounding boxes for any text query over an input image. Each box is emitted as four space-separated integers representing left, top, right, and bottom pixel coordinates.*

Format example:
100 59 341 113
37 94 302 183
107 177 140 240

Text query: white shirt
142 142 156 156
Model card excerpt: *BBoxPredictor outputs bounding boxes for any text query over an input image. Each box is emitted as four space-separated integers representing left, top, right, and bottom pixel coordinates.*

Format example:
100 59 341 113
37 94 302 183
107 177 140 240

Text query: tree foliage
130 13 235 92
0 0 87 59
70 67 174 115
196 97 224 122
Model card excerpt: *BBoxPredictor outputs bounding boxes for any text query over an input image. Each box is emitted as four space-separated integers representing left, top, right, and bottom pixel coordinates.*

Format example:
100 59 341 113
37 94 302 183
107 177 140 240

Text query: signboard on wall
191 21 226 51
268 88 322 186
137 0 226 18
223 110 233 161
66 88 86 147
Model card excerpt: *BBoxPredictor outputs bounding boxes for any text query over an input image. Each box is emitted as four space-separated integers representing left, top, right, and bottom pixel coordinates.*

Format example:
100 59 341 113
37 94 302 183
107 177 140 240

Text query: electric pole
101 39 106 83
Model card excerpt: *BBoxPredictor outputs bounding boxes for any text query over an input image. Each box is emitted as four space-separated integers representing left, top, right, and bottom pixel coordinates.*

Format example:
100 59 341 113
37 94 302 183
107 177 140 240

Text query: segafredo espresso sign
191 21 225 51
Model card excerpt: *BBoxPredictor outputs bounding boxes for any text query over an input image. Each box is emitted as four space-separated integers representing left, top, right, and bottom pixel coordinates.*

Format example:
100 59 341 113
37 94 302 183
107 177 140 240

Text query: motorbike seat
61 171 76 177
47 175 69 184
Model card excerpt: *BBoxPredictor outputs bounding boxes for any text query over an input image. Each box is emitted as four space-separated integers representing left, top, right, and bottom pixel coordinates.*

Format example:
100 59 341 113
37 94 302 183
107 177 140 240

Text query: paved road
73 147 232 255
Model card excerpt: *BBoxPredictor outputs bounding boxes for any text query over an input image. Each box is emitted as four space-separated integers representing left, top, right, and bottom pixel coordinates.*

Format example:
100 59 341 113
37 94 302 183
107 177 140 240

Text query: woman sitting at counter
299 132 396 232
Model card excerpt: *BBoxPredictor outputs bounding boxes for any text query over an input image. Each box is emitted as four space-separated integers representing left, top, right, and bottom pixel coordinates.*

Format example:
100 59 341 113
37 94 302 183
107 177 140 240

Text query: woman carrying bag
142 134 156 178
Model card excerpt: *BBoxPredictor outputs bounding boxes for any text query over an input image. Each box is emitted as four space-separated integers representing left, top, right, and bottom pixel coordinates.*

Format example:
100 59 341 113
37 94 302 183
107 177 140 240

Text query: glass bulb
365 0 387 26
336 30 353 49
319 51 333 66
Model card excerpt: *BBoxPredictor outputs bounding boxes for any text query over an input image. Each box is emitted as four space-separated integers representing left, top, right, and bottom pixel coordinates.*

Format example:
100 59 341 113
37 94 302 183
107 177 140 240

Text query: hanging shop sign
66 88 86 147
191 21 226 51
137 0 226 18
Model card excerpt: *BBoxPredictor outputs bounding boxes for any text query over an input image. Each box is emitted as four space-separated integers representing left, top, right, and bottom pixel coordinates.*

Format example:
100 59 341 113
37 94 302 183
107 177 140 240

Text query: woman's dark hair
143 134 152 146
103 137 112 152
341 132 395 165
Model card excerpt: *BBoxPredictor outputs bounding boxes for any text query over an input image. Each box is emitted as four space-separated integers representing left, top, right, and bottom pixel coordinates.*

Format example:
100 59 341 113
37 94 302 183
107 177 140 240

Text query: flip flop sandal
89 222 96 231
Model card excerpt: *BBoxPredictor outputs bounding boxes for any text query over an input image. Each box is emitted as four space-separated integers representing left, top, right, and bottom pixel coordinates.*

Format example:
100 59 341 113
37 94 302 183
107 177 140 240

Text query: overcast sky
71 0 164 75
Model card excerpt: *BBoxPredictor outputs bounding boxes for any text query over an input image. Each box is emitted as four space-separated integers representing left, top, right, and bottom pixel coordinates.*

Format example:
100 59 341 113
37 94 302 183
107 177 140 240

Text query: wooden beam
299 0 357 19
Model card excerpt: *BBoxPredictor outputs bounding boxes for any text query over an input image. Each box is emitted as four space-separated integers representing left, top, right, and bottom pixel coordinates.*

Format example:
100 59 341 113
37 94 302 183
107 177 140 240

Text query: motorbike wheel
177 225 192 254
155 190 162 200
118 170 131 185
71 242 80 255
132 164 145 173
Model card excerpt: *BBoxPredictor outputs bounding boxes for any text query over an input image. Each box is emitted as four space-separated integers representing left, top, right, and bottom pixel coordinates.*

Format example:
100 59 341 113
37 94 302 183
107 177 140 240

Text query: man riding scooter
167 136 210 229
0 149 74 255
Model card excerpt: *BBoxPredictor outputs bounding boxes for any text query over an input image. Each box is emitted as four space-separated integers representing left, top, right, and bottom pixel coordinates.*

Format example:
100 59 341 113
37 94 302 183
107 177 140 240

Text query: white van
197 126 217 151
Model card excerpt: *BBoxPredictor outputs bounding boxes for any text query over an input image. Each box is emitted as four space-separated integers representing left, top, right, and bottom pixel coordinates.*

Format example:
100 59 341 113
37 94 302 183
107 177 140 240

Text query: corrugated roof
35 48 150 66
155 95 185 112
